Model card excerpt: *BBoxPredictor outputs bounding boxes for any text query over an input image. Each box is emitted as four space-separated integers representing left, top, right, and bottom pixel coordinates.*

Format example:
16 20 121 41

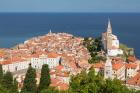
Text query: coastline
0 13 140 58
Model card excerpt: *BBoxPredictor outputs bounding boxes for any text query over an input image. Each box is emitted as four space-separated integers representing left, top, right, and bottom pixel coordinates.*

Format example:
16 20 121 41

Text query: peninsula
0 20 139 93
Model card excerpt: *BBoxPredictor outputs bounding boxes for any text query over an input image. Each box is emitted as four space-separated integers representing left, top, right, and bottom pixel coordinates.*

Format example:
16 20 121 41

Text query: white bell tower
107 19 112 34
104 56 113 79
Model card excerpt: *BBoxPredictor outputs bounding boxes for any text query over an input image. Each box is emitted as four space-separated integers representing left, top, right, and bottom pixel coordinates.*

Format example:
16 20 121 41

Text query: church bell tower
107 19 112 35
104 56 113 79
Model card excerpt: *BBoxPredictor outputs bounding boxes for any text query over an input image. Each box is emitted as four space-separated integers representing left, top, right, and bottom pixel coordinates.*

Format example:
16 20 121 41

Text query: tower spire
107 19 112 34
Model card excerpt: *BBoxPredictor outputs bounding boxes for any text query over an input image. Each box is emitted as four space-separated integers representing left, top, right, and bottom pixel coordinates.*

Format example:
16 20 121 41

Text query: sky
0 0 140 12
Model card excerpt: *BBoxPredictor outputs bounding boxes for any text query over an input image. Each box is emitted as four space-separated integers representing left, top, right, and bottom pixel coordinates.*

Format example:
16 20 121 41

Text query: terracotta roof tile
47 52 59 58
113 63 124 70
93 62 104 69
126 72 140 86
127 56 137 63
55 65 64 71
126 63 137 69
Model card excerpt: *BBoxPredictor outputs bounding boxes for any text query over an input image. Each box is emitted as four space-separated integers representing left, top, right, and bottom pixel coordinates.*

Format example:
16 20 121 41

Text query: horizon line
0 11 140 13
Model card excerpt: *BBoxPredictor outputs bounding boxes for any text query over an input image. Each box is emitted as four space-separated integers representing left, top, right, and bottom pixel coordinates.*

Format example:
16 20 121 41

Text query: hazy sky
0 0 140 12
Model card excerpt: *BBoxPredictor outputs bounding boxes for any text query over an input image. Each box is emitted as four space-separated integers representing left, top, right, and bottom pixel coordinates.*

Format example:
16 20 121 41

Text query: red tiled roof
0 53 5 57
127 56 137 63
55 65 64 71
113 63 124 70
50 78 69 91
93 62 104 69
126 63 137 69
0 60 12 65
47 52 59 58
126 72 140 86
56 72 69 77
31 54 39 58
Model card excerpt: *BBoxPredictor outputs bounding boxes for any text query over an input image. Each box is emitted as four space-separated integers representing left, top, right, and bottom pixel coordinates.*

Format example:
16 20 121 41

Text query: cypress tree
38 64 50 92
0 85 10 93
0 64 3 83
2 71 13 91
21 65 37 93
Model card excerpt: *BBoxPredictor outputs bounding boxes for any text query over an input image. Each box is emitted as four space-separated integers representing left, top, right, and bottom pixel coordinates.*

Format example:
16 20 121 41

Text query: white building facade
2 53 61 73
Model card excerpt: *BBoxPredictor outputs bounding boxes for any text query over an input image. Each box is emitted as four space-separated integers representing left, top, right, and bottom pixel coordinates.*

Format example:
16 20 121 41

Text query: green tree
1 71 18 93
0 85 10 93
94 37 102 52
0 64 3 83
13 78 18 93
103 78 129 93
21 65 37 93
2 71 13 90
38 64 51 92
40 87 68 93
69 68 138 93
40 87 58 93
84 37 106 64
70 70 89 93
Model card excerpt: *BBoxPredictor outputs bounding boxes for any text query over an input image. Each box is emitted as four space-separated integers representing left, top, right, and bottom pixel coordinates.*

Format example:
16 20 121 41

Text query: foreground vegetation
0 65 18 93
69 69 140 93
0 64 65 93
40 69 140 93
0 63 140 93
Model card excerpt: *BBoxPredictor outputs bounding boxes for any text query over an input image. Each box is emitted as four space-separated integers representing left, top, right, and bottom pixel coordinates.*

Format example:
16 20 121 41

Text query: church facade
102 20 123 56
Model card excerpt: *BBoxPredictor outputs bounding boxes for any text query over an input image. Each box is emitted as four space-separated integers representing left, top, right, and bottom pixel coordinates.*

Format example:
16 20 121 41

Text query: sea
0 13 140 58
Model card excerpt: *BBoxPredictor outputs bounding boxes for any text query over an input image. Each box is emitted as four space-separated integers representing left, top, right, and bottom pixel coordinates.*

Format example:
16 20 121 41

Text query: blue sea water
0 13 140 58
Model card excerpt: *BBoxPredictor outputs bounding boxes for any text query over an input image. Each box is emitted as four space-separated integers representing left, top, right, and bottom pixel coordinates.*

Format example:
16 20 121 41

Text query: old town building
102 20 123 56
